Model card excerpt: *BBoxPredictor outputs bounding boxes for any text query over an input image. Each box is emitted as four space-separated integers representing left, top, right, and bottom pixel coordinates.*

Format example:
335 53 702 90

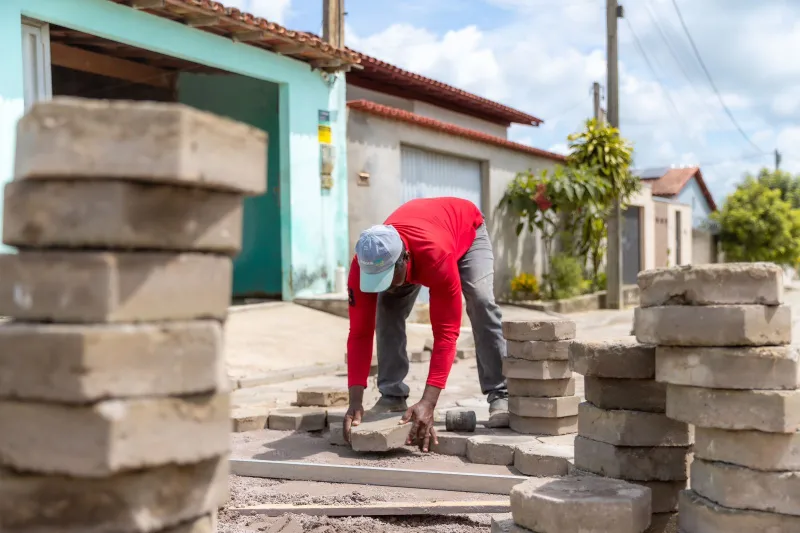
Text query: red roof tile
346 51 542 127
642 167 717 211
107 0 360 68
348 100 565 163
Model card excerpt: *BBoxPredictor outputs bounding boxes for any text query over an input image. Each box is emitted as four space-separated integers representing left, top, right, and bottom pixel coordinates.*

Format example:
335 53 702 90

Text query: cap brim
360 267 395 293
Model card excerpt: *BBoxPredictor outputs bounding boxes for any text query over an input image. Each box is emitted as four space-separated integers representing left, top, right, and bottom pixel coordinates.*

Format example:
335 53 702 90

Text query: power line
669 0 763 154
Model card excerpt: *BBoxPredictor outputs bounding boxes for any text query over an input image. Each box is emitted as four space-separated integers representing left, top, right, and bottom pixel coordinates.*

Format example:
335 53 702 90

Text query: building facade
1 0 358 300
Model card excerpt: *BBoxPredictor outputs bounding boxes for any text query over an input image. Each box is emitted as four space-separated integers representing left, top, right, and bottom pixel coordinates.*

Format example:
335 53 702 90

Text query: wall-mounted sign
318 110 332 144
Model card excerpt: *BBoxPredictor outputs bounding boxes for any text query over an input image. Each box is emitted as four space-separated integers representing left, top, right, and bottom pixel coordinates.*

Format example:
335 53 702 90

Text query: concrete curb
234 363 346 389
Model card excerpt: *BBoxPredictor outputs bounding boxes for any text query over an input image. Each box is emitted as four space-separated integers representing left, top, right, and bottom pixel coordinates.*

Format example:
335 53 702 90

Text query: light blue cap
355 225 403 292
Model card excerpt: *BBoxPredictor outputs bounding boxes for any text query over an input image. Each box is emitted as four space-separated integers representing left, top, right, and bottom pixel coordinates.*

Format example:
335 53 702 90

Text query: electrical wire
669 0 763 154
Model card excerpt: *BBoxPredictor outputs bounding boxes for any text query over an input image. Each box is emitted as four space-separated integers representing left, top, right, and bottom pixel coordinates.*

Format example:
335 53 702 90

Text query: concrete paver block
645 512 677 533
162 515 214 533
0 394 229 477
514 442 574 477
634 480 685 514
325 407 349 427
578 402 692 447
507 377 575 398
691 458 800 516
457 347 476 360
431 429 497 456
656 345 799 390
507 340 571 361
503 358 572 380
574 436 691 481
638 263 783 308
410 349 431 363
0 321 225 403
329 425 347 446
296 387 349 407
678 489 800 532
15 98 267 195
268 408 327 432
0 251 231 323
510 476 652 533
510 413 578 436
569 337 656 378
584 377 666 413
466 434 534 465
3 179 244 254
0 455 228 532
231 406 270 433
491 517 532 533
666 384 800 433
350 417 411 452
502 319 576 341
509 396 580 418
634 305 792 347
694 426 800 471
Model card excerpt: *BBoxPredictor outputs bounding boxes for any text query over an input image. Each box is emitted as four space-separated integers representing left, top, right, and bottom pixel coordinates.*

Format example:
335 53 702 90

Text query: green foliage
712 177 800 265
510 272 540 300
545 254 585 300
754 168 800 209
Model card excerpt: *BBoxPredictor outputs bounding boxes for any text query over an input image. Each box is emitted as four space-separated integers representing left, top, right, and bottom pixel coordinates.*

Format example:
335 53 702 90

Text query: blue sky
228 0 800 205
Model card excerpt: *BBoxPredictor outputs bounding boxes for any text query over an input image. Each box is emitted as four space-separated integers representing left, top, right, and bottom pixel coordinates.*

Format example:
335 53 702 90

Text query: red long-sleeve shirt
347 197 485 389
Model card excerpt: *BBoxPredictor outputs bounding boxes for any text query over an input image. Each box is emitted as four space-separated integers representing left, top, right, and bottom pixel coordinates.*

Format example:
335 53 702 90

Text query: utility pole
776 149 782 171
323 0 344 48
606 0 624 309
593 82 602 122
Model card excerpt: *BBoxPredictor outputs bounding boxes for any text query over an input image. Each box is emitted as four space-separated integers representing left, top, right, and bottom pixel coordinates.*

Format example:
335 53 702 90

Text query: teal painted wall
676 176 714 229
0 0 349 299
178 73 282 297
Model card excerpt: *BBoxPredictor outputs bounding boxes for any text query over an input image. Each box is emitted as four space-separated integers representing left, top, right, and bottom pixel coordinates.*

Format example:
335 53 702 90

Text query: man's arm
346 256 378 388
426 255 463 389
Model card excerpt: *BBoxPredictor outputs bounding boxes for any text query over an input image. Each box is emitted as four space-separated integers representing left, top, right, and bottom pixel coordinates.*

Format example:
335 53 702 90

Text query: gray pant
375 224 508 403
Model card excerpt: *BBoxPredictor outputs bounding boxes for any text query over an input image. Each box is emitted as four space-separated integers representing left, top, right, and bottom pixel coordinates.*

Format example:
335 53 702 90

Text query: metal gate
622 206 642 285
400 145 483 303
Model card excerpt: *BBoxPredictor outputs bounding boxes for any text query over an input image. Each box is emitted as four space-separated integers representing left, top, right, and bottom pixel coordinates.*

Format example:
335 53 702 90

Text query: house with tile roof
1 0 360 300
634 166 719 267
344 52 567 299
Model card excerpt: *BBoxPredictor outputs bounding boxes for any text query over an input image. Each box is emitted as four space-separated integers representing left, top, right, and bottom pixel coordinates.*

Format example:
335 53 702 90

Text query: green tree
712 177 800 264
754 168 800 209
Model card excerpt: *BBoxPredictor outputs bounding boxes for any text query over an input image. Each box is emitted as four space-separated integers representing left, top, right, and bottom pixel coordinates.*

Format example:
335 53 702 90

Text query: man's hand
343 386 366 444
401 385 442 452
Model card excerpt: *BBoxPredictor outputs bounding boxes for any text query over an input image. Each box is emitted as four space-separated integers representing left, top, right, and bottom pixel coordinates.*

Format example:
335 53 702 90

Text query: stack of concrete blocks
502 319 579 436
569 337 691 532
635 263 800 532
0 98 267 532
493 475 653 533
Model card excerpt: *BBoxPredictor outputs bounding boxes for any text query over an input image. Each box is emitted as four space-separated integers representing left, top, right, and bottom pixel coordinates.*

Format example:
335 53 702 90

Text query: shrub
510 272 540 300
545 254 585 300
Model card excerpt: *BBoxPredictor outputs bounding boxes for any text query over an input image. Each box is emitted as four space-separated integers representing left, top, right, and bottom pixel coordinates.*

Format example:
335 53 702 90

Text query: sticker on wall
318 110 332 144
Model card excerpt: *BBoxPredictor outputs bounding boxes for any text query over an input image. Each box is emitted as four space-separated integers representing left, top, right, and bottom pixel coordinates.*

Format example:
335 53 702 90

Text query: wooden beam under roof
50 43 174 89
129 0 165 9
184 14 220 27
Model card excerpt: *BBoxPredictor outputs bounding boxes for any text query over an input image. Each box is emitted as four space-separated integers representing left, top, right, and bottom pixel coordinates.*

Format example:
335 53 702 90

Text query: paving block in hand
503 319 576 341
510 413 578 436
510 476 652 533
507 378 576 398
694 426 800 471
15 98 267 195
503 358 572 380
0 251 231 323
569 337 655 379
0 321 225 403
678 489 800 533
268 408 327 432
466 434 534 465
574 436 691 481
584 377 666 413
509 396 580 418
514 442 574 477
3 179 244 254
507 340 571 361
656 345 800 390
578 402 692 447
0 394 229 477
666 384 800 433
350 417 411 452
638 263 783 308
634 305 792 347
691 459 800 516
296 387 348 407
0 455 229 533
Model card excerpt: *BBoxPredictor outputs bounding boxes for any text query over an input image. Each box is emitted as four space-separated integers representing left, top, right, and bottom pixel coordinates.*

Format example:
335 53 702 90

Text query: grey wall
347 108 560 298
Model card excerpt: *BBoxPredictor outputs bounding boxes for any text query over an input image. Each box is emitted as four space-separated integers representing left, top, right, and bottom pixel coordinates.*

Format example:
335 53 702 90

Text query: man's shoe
487 397 510 428
369 395 408 414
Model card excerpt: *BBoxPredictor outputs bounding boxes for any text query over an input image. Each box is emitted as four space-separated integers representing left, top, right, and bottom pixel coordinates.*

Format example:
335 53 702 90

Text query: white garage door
400 145 483 303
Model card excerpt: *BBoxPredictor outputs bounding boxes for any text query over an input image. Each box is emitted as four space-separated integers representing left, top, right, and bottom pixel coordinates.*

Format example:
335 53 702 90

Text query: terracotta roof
641 166 717 211
348 100 565 163
346 51 543 127
107 0 360 70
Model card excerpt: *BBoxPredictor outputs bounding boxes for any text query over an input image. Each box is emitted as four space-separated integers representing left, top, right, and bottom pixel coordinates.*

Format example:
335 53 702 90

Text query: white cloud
224 0 292 24
344 0 800 200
